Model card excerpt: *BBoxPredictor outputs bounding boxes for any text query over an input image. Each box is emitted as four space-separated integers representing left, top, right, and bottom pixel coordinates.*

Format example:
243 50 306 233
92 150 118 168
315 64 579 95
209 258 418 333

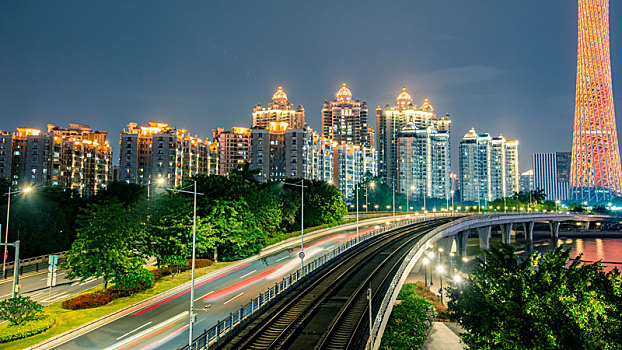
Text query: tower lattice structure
570 0 622 201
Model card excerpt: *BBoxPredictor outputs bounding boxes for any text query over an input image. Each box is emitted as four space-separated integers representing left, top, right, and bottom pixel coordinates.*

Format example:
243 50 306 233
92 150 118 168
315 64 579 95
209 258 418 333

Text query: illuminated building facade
519 169 534 192
250 122 310 182
397 122 450 202
460 128 518 203
570 0 622 201
0 131 12 180
213 126 250 175
119 122 217 187
376 88 450 186
534 152 571 201
333 143 377 200
252 86 305 129
321 83 370 147
1 124 113 196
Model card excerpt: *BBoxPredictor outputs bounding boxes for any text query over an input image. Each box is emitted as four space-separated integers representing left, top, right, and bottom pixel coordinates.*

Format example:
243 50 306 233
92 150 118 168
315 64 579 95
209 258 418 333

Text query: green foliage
113 267 154 294
380 283 435 350
63 200 146 289
447 245 622 349
0 296 43 325
0 313 55 343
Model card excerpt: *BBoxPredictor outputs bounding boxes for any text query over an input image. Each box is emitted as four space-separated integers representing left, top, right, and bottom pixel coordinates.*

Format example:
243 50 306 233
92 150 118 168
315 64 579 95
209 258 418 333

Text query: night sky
0 1 620 172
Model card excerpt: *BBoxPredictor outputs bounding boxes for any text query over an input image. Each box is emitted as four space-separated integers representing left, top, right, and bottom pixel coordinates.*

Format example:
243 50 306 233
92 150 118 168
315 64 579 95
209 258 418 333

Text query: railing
183 213 459 350
1 251 67 279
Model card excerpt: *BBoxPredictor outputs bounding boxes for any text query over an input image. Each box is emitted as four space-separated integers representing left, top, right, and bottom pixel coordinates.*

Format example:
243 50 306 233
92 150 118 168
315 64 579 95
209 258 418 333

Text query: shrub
61 292 113 310
151 267 174 281
412 282 450 321
113 268 154 296
380 284 435 349
189 258 213 269
0 313 55 343
0 296 43 325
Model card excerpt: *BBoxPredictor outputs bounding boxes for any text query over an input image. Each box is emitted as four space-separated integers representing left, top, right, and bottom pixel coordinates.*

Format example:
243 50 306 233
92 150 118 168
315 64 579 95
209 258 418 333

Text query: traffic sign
298 251 305 260
48 265 58 273
49 255 58 265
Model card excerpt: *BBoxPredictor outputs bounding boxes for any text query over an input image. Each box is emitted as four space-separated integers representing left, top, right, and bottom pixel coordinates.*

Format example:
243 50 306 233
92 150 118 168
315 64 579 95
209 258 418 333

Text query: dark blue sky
0 1 620 172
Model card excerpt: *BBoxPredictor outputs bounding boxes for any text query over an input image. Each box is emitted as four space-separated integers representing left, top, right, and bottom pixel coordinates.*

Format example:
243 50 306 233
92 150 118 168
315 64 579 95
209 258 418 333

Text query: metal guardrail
182 213 460 350
1 251 67 279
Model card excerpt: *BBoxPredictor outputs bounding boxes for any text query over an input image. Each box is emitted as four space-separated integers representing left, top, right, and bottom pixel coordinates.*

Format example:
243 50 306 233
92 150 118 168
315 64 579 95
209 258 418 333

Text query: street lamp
166 181 204 348
453 274 462 283
3 186 33 279
422 257 429 285
450 190 454 214
284 181 307 271
555 200 561 212
428 252 435 285
437 265 445 303
147 176 165 199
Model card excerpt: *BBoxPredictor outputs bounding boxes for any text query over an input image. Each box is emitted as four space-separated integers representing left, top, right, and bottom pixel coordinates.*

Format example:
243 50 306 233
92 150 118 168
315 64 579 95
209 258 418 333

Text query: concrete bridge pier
437 237 454 256
477 226 492 250
522 221 534 242
549 221 560 239
500 223 513 244
456 230 469 256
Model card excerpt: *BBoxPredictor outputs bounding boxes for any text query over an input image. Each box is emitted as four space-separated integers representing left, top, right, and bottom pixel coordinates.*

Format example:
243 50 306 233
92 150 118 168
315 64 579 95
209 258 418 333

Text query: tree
0 296 43 325
63 200 146 289
447 245 622 349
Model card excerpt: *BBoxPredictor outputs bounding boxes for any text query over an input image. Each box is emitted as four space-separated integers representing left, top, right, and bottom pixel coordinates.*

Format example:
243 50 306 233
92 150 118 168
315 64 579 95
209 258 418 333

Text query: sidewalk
404 259 467 350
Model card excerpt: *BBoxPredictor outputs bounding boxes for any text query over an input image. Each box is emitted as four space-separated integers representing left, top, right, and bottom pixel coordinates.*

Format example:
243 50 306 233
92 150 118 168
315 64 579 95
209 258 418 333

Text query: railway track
217 218 451 350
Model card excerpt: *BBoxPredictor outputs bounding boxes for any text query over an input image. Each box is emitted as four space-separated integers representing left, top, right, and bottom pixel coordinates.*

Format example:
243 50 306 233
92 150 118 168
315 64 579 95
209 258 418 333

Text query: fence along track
218 219 446 350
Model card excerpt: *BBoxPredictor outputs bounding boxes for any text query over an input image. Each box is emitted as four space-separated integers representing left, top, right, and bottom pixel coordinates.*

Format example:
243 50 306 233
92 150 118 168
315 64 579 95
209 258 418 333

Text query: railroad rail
216 219 451 350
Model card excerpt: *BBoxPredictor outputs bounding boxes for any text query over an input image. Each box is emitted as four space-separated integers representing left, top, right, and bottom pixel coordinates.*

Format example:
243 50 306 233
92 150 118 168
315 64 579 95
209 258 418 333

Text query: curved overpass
370 213 609 349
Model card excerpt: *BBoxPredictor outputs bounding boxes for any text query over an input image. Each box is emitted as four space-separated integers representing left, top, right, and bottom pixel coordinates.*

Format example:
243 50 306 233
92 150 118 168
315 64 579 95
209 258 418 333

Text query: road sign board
49 255 58 265
48 265 58 273
298 251 305 260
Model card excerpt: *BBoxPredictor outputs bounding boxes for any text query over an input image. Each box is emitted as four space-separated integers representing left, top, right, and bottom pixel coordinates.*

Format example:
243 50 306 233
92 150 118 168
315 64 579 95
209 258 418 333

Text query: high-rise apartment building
396 122 450 202
1 124 113 196
533 152 571 201
333 143 377 200
213 127 250 175
250 122 310 182
459 128 518 203
119 122 217 187
376 88 450 185
570 0 622 201
519 169 534 192
252 86 305 129
321 83 369 147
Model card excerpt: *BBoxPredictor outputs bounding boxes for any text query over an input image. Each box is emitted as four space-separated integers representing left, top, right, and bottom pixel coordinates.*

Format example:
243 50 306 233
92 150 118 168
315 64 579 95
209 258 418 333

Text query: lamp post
555 200 560 212
422 257 429 285
166 181 204 349
392 182 396 222
450 190 455 214
3 186 32 279
147 177 165 199
428 251 435 285
437 265 445 303
284 181 307 272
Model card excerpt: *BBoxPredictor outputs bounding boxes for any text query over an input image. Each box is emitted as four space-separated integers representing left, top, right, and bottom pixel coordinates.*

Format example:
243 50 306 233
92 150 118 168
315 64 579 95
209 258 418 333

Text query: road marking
116 321 153 340
195 290 214 302
276 256 288 262
138 325 188 350
239 270 257 279
29 291 47 298
103 311 188 350
223 292 244 305
0 293 11 299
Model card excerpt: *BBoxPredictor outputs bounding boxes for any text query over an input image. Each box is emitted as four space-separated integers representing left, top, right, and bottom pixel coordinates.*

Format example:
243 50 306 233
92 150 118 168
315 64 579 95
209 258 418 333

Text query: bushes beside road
0 313 56 343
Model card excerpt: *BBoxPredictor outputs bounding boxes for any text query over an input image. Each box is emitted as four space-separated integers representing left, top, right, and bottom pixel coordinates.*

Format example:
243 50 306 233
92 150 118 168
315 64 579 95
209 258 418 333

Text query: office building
533 152 571 201
321 83 370 146
252 86 305 129
119 122 217 187
570 0 622 201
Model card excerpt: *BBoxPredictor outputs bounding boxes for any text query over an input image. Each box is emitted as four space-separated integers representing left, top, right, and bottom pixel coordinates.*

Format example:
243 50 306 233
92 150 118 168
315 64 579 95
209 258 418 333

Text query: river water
518 237 622 272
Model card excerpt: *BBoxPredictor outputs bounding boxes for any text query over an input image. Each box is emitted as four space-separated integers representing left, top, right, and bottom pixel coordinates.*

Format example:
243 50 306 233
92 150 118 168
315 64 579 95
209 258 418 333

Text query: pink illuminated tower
570 0 622 201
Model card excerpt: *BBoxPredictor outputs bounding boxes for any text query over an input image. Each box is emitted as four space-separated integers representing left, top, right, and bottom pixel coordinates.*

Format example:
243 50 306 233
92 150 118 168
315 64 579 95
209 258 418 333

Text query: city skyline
1 1 621 173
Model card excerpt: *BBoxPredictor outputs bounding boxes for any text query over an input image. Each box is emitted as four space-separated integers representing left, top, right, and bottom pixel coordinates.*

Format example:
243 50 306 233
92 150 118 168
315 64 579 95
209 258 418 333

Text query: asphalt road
0 270 103 307
53 221 396 350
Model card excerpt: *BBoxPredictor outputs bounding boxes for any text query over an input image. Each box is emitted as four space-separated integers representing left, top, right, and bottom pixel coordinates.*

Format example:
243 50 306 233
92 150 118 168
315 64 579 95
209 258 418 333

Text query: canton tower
570 0 622 201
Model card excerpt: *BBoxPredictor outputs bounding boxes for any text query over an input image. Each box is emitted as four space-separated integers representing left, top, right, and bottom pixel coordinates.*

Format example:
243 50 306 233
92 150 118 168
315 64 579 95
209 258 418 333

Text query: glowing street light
453 274 462 283
3 186 33 281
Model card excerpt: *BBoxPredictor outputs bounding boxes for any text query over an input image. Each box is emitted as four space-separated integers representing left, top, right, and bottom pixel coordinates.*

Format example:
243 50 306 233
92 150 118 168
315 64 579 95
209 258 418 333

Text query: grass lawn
0 262 234 350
